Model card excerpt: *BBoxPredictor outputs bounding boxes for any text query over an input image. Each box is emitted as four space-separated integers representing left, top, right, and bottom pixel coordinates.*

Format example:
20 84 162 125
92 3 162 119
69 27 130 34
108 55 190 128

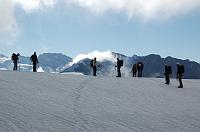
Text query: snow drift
0 71 200 132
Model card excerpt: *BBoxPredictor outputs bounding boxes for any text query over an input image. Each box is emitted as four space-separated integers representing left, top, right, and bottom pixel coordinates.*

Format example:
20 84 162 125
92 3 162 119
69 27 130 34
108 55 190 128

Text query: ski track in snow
0 71 200 132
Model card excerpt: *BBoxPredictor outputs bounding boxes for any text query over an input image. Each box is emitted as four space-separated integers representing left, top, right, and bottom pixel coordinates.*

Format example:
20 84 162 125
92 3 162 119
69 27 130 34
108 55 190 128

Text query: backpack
168 66 172 74
90 60 94 67
12 54 18 61
119 60 123 67
180 65 184 74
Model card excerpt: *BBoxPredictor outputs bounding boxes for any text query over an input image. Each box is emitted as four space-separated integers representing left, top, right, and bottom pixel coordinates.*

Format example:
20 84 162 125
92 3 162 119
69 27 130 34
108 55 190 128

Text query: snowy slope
0 54 10 63
0 71 200 132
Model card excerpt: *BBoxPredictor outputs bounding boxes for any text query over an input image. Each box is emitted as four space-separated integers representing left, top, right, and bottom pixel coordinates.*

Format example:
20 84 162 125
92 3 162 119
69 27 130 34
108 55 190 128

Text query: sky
0 0 200 63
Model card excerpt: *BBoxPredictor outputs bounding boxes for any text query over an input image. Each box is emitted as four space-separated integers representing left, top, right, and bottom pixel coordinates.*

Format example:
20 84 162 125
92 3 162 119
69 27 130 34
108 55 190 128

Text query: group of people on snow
90 57 184 88
131 61 144 77
11 53 184 88
11 52 39 72
164 63 184 88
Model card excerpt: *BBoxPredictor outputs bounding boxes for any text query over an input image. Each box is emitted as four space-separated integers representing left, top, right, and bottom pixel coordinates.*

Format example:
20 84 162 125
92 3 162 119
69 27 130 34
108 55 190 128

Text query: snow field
0 71 200 132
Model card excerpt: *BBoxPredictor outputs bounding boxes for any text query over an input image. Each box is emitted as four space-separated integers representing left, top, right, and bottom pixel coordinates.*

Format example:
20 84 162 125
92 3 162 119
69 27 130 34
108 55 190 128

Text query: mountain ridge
1 52 200 79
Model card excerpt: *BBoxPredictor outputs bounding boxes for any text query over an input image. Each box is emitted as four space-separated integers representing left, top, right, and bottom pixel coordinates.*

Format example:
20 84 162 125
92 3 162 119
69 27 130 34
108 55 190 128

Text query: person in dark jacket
11 53 20 71
137 61 144 77
30 52 39 72
131 63 137 77
92 57 97 76
164 64 172 84
116 58 123 77
177 63 184 88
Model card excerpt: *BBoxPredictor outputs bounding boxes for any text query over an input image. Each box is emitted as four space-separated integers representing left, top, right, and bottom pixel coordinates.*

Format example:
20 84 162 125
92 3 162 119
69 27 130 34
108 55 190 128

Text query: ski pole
18 62 20 71
30 61 32 72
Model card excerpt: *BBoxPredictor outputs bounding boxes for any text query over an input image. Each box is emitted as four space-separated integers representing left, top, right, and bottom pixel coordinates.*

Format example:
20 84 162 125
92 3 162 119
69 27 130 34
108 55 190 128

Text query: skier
137 61 144 77
11 53 20 71
90 57 97 76
115 58 123 77
176 63 184 88
131 63 137 77
30 52 39 72
164 64 172 85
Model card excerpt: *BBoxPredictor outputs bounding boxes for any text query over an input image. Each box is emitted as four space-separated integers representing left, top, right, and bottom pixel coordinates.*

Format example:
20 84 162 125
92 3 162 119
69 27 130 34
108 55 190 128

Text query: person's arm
36 56 39 63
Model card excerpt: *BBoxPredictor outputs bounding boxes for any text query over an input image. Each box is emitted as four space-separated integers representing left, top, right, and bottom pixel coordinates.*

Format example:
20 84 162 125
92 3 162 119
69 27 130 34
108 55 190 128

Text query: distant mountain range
1 52 200 79
61 52 200 79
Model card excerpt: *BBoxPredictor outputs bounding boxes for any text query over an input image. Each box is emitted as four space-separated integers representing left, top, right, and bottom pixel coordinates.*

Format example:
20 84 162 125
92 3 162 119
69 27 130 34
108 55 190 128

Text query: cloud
69 50 116 66
14 0 56 13
0 0 56 45
72 0 200 19
10 0 200 20
1 0 200 45
68 50 134 77
0 0 19 45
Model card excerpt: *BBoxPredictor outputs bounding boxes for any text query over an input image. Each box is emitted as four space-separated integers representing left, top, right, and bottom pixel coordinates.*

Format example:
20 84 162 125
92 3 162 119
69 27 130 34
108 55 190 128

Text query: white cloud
11 0 200 19
14 0 56 12
1 0 200 45
72 0 200 19
14 0 41 12
0 0 19 45
68 50 133 77
0 0 15 33
0 0 56 45
69 50 116 66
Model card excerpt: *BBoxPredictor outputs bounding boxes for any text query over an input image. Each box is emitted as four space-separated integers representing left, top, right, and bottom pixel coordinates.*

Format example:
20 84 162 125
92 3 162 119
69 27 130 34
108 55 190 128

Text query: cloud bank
1 0 200 44
9 0 200 19
72 0 200 19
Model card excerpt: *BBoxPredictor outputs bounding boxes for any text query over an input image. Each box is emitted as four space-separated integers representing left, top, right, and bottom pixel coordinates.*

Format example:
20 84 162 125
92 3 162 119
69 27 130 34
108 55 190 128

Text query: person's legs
166 75 170 84
138 70 140 77
117 67 121 77
33 63 37 72
93 66 96 76
138 70 142 77
13 64 15 70
14 62 17 70
178 76 183 88
133 72 136 77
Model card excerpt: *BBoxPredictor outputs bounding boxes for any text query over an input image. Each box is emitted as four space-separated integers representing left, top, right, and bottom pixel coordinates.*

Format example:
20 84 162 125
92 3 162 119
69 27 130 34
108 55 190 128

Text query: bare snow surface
0 71 200 132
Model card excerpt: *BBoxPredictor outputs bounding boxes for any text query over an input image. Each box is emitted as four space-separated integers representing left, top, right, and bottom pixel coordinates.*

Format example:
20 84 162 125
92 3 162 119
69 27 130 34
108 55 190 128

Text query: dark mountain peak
146 54 161 59
39 53 72 59
132 54 138 58
112 52 127 58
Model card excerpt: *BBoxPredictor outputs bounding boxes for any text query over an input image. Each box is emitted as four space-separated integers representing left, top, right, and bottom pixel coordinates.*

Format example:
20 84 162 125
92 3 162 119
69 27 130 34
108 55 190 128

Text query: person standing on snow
176 63 184 88
164 64 172 85
137 61 144 77
90 57 98 76
11 53 20 71
131 63 137 77
115 58 123 77
30 52 39 72
93 57 97 76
